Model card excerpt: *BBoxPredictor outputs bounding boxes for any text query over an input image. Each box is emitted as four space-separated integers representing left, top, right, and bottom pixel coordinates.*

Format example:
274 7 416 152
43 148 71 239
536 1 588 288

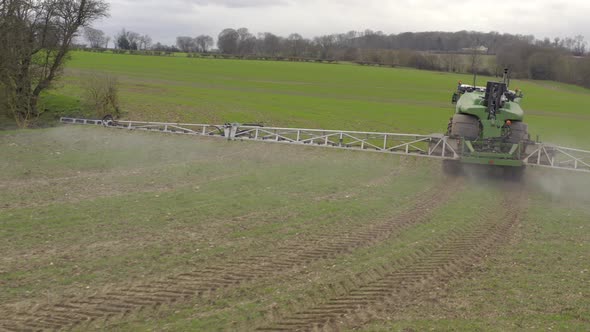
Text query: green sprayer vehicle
442 69 531 177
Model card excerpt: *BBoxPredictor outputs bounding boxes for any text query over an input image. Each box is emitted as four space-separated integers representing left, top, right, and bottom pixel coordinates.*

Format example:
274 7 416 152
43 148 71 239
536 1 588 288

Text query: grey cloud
99 0 589 45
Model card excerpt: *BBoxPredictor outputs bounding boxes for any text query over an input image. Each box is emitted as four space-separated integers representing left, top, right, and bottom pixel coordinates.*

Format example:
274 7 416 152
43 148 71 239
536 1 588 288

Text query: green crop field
1 53 589 331
43 51 590 148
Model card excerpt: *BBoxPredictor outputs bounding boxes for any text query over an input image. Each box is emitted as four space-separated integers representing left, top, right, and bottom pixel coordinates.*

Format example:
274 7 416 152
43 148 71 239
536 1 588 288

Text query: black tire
507 121 528 143
450 114 480 140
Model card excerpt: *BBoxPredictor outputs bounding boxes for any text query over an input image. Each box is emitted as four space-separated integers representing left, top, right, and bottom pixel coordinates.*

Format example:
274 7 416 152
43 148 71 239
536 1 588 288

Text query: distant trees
87 26 590 68
209 27 590 87
217 28 239 54
314 35 336 59
236 28 256 55
258 32 281 56
195 35 213 52
151 42 179 53
212 28 548 60
571 35 587 56
469 47 483 77
0 0 109 127
113 30 150 51
84 27 108 48
217 28 316 59
214 28 256 55
578 58 590 87
127 31 140 49
286 33 306 57
114 31 128 50
496 42 530 76
138 34 152 50
176 36 195 52
527 49 561 80
175 35 214 53
494 37 590 86
115 29 141 50
106 26 590 88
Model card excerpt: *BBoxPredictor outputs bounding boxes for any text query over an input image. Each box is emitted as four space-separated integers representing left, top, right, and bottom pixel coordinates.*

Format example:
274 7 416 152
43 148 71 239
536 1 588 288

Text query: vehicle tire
450 114 480 140
507 121 528 143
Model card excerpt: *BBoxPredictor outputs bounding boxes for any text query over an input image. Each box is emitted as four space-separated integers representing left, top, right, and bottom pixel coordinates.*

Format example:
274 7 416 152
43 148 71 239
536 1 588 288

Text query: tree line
95 27 589 88
210 28 590 87
216 29 585 88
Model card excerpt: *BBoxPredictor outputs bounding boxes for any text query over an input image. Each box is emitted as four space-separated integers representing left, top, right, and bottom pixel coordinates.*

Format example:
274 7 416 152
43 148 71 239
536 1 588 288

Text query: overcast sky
94 0 590 46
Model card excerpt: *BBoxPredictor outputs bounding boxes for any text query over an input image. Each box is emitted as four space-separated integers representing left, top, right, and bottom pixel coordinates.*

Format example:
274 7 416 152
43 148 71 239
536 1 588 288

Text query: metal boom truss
60 117 590 173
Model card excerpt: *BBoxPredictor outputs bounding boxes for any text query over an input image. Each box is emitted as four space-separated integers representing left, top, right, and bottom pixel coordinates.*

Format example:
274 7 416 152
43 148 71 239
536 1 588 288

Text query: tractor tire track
257 188 526 331
0 180 462 332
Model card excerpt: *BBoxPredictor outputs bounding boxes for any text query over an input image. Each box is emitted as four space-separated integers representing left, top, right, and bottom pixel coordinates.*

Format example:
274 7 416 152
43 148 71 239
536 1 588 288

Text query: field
1 53 590 331
44 51 590 148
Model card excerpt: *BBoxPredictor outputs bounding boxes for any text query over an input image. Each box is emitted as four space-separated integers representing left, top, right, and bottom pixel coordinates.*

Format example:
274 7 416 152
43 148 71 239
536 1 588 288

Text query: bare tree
195 35 213 53
0 0 109 127
563 37 575 51
286 33 304 57
260 32 281 56
314 35 335 59
572 35 587 56
139 34 152 50
176 36 195 52
448 53 459 72
84 26 106 48
237 28 256 55
127 31 140 50
469 46 483 84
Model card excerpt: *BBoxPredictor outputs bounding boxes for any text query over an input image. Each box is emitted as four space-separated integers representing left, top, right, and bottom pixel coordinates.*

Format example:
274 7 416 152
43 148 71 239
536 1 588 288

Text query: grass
35 51 590 149
112 184 506 331
1 127 589 331
364 191 590 331
0 126 439 304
